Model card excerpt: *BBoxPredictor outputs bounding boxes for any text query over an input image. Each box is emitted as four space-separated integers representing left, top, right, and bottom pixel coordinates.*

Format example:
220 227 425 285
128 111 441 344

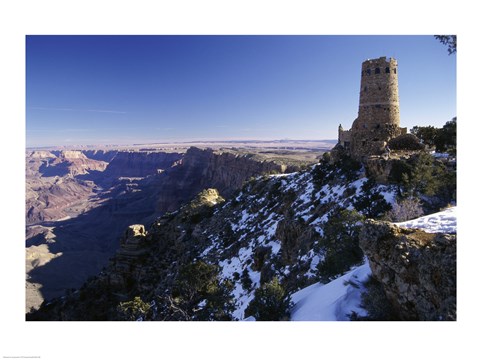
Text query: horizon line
26 138 338 149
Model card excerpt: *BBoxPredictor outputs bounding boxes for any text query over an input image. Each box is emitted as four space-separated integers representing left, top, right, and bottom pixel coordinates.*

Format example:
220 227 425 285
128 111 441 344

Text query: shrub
317 207 364 282
244 277 292 320
388 134 425 151
350 276 398 320
342 185 357 199
337 155 362 181
388 158 413 186
435 117 456 155
220 223 236 247
410 118 456 155
170 261 234 320
387 151 456 211
311 161 335 189
353 178 392 218
322 151 332 163
410 125 438 148
117 296 152 321
384 197 424 222
241 267 253 291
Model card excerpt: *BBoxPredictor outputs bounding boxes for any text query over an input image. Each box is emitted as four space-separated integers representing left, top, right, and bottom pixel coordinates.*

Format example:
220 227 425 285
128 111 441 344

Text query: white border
1 1 477 359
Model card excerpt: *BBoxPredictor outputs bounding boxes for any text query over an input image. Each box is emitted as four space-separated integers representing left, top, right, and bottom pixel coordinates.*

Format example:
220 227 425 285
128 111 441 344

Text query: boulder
359 220 456 320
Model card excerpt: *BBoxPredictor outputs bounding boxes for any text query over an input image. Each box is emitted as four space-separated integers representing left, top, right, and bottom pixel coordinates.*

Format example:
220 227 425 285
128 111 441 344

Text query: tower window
366 69 371 75
364 86 367 92
394 68 397 74
375 67 380 74
386 67 390 73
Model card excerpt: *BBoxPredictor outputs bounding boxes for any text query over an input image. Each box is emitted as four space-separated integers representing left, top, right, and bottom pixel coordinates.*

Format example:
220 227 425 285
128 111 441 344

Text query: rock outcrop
359 220 456 320
275 215 316 264
109 225 149 290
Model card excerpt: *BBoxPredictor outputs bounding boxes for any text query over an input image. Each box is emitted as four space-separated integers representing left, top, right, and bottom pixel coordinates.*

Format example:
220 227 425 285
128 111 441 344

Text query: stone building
337 56 407 161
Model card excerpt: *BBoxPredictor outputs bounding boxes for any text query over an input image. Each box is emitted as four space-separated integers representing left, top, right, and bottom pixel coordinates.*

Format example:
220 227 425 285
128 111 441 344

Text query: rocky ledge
360 220 456 320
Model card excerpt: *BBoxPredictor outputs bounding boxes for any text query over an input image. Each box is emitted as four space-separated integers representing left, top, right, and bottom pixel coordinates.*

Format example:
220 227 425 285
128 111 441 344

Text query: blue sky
26 35 456 147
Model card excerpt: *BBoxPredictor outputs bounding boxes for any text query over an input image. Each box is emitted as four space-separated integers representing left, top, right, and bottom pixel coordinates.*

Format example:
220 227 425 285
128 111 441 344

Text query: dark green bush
338 155 362 181
353 178 392 218
317 207 364 282
117 296 152 321
350 276 398 320
435 117 456 155
388 134 425 151
241 267 253 291
410 125 438 148
244 277 292 321
388 152 456 208
170 261 234 320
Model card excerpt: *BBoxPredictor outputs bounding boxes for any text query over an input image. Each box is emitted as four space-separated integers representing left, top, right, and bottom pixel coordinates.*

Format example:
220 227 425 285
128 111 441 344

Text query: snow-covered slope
198 162 398 320
289 206 457 321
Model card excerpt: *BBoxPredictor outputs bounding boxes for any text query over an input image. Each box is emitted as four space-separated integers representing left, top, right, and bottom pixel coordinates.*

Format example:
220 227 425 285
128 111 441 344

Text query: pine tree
317 207 364 281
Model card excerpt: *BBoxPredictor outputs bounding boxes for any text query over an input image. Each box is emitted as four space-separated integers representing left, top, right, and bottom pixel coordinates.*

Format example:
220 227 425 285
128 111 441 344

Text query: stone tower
337 56 406 160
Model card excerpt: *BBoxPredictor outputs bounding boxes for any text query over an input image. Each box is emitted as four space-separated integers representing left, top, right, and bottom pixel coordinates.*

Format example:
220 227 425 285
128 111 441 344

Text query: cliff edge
360 218 456 320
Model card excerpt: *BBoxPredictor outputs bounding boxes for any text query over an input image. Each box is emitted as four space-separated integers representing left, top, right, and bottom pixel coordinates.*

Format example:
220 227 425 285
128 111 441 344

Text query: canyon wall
155 147 292 213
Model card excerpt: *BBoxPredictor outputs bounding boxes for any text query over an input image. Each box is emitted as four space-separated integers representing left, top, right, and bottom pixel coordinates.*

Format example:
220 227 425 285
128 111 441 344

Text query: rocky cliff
101 151 183 179
155 147 292 213
360 220 456 320
82 150 118 162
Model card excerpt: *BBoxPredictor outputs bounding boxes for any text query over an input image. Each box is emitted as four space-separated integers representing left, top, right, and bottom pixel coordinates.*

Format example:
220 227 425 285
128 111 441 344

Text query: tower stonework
337 56 407 161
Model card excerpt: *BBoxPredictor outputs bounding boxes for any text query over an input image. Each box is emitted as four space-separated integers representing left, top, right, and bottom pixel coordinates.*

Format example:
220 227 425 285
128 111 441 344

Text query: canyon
25 142 328 312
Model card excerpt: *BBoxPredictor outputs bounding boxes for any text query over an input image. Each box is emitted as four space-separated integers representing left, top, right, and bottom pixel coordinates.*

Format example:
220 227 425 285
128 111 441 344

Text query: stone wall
338 125 351 148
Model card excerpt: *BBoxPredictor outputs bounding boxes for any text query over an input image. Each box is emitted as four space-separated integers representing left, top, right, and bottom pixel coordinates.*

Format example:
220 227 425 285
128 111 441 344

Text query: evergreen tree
317 207 364 282
435 117 456 155
410 125 438 148
245 277 292 321
388 151 455 208
353 178 392 218
170 261 234 321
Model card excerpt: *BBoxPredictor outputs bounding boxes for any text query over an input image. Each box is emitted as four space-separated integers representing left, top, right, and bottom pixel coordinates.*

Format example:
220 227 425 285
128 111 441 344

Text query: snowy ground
289 206 457 321
395 206 456 234
290 262 371 321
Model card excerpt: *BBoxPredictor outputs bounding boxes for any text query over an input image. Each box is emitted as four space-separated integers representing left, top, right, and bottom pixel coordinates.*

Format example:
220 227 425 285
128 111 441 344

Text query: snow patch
290 263 371 321
395 206 456 234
